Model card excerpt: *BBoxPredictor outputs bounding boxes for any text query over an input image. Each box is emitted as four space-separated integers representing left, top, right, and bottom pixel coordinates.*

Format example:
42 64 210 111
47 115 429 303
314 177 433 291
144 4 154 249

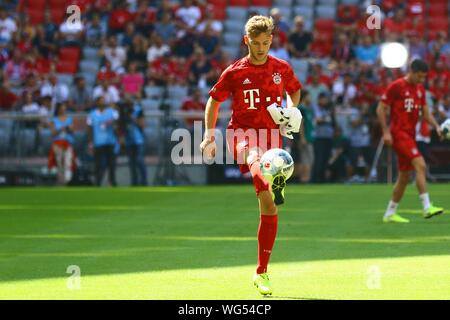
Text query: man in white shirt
40 74 70 107
332 72 357 107
0 6 17 43
176 0 201 29
101 36 127 74
146 34 170 63
93 79 120 105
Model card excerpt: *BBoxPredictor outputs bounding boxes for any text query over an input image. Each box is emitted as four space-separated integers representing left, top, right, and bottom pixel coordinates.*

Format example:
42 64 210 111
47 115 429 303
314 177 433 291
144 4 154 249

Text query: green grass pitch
0 184 449 300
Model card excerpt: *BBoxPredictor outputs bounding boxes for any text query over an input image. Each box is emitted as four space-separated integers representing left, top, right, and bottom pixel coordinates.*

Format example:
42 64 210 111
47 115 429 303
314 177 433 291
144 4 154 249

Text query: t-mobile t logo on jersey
404 98 414 112
244 89 260 110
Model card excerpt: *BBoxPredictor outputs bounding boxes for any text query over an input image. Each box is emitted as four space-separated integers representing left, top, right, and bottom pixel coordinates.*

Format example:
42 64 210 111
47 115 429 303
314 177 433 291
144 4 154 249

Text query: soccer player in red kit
199 16 301 295
377 59 444 223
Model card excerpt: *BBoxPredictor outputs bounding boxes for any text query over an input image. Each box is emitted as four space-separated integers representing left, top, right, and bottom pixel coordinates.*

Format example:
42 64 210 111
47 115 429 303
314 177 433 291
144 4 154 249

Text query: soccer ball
260 148 294 181
441 119 450 140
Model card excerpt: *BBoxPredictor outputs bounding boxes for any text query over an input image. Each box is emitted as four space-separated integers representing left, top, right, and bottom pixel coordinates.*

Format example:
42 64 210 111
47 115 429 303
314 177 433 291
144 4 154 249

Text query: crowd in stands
0 0 448 185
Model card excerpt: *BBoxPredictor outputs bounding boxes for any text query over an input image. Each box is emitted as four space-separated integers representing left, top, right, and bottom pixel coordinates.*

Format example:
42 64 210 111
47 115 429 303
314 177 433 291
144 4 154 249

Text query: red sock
249 160 269 194
256 214 278 274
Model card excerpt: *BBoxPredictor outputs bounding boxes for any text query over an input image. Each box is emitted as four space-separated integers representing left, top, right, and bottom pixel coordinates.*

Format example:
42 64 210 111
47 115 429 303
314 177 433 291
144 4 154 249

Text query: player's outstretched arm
376 101 393 146
286 89 301 108
200 97 221 158
422 104 444 140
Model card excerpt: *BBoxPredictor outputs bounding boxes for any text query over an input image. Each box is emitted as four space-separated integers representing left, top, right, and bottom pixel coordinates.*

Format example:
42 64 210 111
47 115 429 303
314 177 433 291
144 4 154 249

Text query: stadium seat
316 5 337 19
229 0 250 6
273 0 293 6
225 20 245 33
340 0 360 4
59 47 81 62
226 7 248 21
337 4 359 21
314 19 335 32
291 58 309 75
48 0 68 9
427 4 449 18
56 61 78 74
82 47 99 61
249 6 270 16
144 86 164 99
296 0 315 6
212 5 227 21
167 86 188 101
293 6 314 19
250 0 273 6
50 8 66 24
276 6 292 20
222 45 240 59
223 32 244 46
142 99 162 111
428 19 449 32
26 9 45 25
23 0 46 10
57 73 74 86
80 72 96 87
79 60 99 74
318 0 337 4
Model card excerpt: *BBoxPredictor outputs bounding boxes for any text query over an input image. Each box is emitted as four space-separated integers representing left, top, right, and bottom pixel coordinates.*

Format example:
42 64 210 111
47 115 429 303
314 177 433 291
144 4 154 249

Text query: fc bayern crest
272 73 282 85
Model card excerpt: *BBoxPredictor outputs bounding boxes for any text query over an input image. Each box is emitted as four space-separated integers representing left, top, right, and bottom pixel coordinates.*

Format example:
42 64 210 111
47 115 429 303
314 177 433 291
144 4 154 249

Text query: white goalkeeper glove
267 103 303 139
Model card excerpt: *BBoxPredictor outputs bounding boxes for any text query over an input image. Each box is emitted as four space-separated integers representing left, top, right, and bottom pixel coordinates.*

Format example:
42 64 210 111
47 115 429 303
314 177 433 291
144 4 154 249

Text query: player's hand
383 131 393 146
435 125 444 141
200 136 216 159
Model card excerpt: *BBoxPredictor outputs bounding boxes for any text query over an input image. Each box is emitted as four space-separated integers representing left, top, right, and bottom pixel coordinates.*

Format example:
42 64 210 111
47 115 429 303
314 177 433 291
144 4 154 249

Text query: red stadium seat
207 0 226 5
337 4 359 21
428 19 449 32
229 0 249 7
250 0 272 6
315 19 335 33
50 8 66 24
59 47 81 62
26 9 45 25
22 0 47 11
428 5 449 18
212 5 227 21
48 0 68 9
56 61 78 74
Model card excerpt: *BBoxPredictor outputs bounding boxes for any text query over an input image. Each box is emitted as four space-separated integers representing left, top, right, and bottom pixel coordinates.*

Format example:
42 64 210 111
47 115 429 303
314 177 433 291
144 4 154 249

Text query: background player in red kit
199 16 301 295
377 59 444 223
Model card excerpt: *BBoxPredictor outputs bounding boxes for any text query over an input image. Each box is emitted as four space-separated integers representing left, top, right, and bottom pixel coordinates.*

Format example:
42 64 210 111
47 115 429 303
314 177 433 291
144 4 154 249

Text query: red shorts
226 128 282 174
392 133 421 171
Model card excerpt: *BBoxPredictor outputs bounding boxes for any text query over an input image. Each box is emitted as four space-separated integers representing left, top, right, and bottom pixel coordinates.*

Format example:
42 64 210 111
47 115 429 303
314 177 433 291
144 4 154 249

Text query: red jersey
209 55 301 130
381 77 426 138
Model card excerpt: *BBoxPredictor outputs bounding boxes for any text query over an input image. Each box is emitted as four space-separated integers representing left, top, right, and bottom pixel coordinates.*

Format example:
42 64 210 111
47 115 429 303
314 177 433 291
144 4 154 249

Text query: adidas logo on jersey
243 78 252 84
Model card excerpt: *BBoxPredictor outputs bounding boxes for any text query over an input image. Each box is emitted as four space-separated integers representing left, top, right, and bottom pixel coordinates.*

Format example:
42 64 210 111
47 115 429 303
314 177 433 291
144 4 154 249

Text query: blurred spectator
147 34 170 64
87 96 119 186
326 127 350 183
121 22 137 49
120 98 147 186
48 102 76 185
437 95 450 121
97 60 119 84
331 33 354 64
134 0 156 36
288 16 312 58
269 35 289 61
127 34 148 71
93 79 120 105
85 14 105 48
336 5 358 36
354 35 380 66
21 91 40 113
154 12 177 44
383 8 407 40
0 5 17 43
4 49 26 86
109 1 133 34
174 28 197 58
270 8 290 34
40 73 70 108
332 72 357 107
196 8 223 36
121 62 144 98
296 90 315 183
58 14 84 47
408 34 427 60
348 104 372 181
175 0 201 31
69 76 92 112
197 26 220 58
181 88 205 129
100 35 127 74
312 92 335 183
157 0 175 21
304 73 329 107
188 48 213 88
148 51 177 86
